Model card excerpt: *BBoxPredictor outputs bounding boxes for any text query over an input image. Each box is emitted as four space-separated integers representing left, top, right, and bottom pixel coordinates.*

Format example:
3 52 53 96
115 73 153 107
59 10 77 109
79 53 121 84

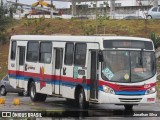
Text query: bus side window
39 42 52 64
11 41 17 60
74 43 87 67
26 41 39 62
64 42 74 65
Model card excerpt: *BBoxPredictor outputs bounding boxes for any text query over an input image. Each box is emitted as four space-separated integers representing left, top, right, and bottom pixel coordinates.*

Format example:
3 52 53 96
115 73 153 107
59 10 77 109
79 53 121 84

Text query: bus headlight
103 85 115 94
145 86 156 95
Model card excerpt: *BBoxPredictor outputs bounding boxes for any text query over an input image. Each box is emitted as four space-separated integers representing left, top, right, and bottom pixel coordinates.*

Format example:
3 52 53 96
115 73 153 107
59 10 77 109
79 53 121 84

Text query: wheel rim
23 91 28 96
79 92 84 108
31 84 35 98
147 16 152 19
1 87 5 95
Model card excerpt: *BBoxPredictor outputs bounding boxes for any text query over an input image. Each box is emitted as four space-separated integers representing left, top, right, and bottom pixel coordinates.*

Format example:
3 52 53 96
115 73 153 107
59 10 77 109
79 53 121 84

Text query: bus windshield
101 51 156 83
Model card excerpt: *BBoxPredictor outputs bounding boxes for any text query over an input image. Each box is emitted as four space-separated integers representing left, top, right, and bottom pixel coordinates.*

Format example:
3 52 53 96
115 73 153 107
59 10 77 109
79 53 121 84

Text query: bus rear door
17 45 26 88
54 48 63 95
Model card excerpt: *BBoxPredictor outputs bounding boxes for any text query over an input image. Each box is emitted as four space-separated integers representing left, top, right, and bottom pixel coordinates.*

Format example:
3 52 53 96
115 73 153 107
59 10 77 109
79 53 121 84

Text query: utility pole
110 0 115 19
71 0 76 16
153 0 158 6
51 0 53 19
15 0 18 9
1 0 3 7
95 0 98 34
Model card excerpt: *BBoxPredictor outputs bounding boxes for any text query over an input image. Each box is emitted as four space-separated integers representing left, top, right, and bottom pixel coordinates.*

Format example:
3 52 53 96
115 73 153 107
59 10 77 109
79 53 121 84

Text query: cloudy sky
11 0 70 8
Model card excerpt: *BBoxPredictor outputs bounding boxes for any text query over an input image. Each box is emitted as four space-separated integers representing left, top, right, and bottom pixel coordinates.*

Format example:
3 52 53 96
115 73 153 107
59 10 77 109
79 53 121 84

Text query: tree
150 32 160 50
149 32 160 58
0 5 13 44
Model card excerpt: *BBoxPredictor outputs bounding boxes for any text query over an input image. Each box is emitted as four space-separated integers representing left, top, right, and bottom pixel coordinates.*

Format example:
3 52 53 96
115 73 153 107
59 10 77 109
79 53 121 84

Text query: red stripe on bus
98 80 156 91
8 70 156 91
8 70 84 83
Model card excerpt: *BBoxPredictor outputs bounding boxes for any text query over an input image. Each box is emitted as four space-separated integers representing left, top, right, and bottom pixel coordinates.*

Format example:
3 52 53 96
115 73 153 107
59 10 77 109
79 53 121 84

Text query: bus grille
118 85 143 91
119 98 142 103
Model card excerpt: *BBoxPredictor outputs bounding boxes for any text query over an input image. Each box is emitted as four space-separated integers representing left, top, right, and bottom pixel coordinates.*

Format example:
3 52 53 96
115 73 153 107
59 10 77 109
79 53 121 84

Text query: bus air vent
119 98 142 103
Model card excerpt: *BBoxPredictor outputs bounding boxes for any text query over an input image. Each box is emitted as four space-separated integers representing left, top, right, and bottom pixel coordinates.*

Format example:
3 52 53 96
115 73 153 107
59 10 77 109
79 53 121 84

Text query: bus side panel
8 40 17 89
36 63 53 95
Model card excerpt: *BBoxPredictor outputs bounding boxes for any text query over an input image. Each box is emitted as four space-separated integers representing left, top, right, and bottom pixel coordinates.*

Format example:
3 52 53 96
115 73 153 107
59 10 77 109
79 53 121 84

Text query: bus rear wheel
30 81 47 102
30 81 38 102
124 105 133 111
75 88 89 109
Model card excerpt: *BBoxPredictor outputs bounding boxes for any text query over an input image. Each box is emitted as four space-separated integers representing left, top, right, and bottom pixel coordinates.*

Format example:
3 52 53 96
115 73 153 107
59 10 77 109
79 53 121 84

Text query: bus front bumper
98 91 157 104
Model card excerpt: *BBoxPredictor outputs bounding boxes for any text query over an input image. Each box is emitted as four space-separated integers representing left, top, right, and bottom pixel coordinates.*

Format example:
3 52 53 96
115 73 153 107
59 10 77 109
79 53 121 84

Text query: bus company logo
40 66 46 89
27 65 35 70
144 84 151 89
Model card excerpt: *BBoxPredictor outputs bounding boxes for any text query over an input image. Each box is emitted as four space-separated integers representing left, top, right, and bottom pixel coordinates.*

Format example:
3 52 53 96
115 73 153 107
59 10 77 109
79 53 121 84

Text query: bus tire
75 88 89 109
124 105 133 111
30 81 39 102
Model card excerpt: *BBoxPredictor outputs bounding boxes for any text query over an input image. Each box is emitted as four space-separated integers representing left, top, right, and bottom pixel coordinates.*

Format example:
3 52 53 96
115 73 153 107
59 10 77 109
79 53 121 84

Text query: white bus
8 35 156 110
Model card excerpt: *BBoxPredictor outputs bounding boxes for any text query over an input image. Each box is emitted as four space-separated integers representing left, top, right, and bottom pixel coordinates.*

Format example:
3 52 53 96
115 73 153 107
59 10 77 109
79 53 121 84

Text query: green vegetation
0 6 14 44
149 32 160 49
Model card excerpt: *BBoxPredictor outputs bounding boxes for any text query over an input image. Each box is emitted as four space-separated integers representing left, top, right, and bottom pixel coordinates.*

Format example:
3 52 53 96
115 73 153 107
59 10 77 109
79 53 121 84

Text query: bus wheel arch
75 85 89 109
29 78 47 102
27 78 34 96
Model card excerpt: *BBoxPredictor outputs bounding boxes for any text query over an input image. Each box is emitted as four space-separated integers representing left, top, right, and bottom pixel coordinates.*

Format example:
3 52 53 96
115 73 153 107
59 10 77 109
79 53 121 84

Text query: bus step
52 94 62 97
16 86 24 90
89 99 98 103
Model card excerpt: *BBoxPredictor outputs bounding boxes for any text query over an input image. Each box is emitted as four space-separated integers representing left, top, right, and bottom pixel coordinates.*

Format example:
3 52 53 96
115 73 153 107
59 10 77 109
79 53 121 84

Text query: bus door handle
25 64 27 71
82 76 86 84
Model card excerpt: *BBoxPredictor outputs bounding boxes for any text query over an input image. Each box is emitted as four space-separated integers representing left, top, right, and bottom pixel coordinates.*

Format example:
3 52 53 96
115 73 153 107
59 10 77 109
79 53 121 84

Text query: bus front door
17 46 26 88
90 51 98 100
54 48 63 95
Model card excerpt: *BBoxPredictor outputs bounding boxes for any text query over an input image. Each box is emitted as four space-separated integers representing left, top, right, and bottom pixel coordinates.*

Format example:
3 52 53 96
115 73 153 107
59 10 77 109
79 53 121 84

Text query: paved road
0 93 160 119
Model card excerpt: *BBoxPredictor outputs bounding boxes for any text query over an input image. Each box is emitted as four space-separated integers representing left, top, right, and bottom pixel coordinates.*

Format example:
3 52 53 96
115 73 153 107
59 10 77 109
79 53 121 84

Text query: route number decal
102 68 114 80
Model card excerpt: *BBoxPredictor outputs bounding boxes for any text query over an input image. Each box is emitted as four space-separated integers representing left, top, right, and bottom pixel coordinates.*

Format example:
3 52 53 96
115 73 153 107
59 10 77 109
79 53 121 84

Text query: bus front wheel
75 88 89 109
124 105 133 111
30 81 47 102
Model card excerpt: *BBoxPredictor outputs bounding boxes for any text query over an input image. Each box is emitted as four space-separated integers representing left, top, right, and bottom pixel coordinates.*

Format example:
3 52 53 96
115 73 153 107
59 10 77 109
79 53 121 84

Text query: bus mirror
99 51 103 62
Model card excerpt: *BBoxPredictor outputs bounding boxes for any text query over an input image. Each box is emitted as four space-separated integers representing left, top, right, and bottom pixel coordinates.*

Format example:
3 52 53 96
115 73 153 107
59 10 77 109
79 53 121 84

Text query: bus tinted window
65 43 74 65
39 42 52 63
26 42 39 62
11 41 16 60
74 43 87 67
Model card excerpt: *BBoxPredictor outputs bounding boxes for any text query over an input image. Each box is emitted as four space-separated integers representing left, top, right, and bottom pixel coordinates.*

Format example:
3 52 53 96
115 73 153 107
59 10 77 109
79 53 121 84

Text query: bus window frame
39 41 52 64
64 42 74 66
26 41 40 63
10 41 17 60
74 43 87 67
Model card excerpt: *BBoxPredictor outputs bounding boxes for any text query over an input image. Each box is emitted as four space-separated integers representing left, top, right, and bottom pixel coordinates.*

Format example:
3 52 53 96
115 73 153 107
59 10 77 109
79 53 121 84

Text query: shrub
149 32 160 49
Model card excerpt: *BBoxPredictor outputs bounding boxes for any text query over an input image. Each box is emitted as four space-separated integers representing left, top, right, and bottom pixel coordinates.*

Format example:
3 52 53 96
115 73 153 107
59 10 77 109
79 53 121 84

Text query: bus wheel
124 105 133 111
30 81 38 102
76 88 89 109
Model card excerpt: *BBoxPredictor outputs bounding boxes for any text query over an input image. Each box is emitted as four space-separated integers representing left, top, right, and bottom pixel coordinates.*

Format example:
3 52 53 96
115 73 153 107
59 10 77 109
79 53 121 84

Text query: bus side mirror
98 51 103 62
